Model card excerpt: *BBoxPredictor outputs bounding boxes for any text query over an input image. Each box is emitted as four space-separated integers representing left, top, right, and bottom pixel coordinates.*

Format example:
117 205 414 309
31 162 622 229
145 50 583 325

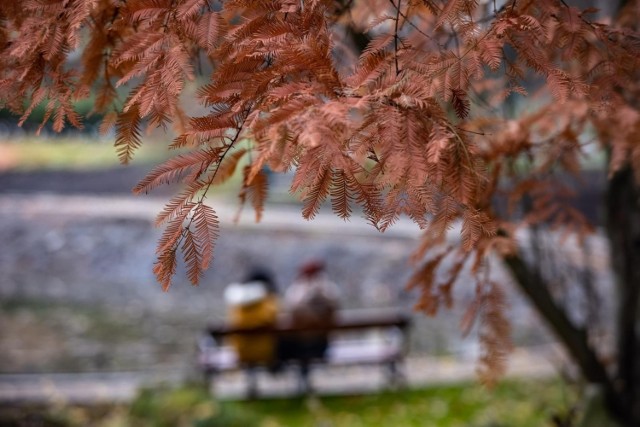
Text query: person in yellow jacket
223 269 279 365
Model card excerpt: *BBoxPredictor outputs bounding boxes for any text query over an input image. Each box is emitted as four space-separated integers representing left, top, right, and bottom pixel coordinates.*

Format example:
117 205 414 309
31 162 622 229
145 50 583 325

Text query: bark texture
606 165 640 425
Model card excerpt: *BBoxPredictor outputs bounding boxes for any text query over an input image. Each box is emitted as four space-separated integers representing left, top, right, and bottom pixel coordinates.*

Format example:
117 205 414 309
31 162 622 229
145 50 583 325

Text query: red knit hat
299 259 325 277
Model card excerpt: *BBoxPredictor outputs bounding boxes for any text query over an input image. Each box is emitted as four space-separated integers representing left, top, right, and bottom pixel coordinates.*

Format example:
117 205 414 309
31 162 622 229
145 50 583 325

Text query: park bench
197 308 411 397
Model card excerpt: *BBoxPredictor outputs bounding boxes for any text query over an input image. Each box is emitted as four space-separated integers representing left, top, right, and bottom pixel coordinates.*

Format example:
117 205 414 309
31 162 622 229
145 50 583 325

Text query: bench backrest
207 308 411 338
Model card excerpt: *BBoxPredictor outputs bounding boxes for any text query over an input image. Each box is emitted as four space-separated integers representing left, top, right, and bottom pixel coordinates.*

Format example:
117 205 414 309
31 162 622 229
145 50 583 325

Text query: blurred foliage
0 379 577 427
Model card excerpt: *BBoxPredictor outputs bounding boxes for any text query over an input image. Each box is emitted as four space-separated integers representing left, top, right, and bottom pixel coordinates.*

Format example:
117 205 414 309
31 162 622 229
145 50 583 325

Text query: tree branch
501 249 612 386
393 0 401 76
388 0 444 50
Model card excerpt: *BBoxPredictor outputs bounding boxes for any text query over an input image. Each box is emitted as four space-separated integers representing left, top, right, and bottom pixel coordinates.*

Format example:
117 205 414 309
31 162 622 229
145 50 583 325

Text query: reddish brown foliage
2 0 639 382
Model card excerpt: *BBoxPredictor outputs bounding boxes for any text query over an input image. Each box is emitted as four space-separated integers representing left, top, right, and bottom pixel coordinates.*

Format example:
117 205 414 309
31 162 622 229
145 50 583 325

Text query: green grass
0 137 173 171
15 379 577 427
0 135 256 197
237 380 575 427
0 136 299 203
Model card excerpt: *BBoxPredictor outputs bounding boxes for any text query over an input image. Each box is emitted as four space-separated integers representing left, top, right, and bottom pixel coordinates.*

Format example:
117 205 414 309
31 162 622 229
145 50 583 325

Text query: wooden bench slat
206 309 410 337
200 340 403 371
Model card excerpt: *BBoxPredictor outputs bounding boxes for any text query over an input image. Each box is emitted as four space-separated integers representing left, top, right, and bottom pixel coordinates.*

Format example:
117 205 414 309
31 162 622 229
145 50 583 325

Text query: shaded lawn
237 380 574 427
6 379 576 427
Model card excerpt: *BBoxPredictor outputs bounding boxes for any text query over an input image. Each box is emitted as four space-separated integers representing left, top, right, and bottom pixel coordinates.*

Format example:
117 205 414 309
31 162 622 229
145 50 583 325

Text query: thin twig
394 0 402 76
199 111 251 204
456 126 489 136
388 0 444 50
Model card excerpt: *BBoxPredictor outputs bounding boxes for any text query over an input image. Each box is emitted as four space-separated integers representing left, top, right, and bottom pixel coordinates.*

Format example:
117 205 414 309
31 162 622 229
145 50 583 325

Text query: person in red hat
281 259 340 391
285 260 339 332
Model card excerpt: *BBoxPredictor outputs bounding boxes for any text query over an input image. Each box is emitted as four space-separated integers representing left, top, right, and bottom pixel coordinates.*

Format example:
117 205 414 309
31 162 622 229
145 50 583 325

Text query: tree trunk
501 252 628 421
602 0 639 422
606 165 640 425
502 254 610 384
501 162 640 425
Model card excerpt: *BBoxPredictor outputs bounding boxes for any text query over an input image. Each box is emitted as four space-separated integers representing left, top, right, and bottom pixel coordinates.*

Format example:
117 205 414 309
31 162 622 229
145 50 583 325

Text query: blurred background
0 96 614 426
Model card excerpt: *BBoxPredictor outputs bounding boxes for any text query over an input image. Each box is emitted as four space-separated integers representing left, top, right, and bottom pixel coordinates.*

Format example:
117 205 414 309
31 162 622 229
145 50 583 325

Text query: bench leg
297 361 313 395
386 359 406 389
246 366 259 399
203 369 216 394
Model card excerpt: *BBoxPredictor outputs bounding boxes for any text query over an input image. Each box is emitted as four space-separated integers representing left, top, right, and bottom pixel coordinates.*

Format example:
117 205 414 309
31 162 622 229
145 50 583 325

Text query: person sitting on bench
280 259 340 391
223 268 279 369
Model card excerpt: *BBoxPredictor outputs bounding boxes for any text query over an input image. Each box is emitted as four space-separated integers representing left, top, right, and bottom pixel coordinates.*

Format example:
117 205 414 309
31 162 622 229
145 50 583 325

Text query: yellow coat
227 293 278 364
